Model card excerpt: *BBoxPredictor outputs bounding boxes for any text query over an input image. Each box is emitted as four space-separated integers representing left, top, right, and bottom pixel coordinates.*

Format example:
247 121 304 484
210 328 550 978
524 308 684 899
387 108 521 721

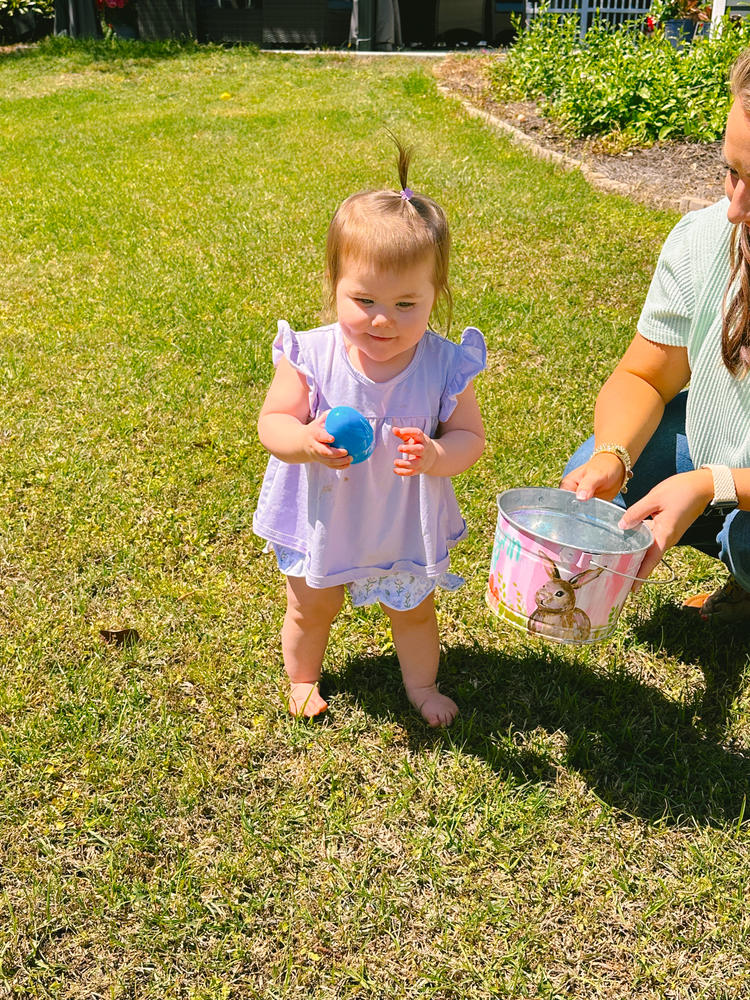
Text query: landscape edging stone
437 84 714 215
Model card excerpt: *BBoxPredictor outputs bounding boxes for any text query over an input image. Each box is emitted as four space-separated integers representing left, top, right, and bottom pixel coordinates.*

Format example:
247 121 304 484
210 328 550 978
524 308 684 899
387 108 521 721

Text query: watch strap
700 464 738 508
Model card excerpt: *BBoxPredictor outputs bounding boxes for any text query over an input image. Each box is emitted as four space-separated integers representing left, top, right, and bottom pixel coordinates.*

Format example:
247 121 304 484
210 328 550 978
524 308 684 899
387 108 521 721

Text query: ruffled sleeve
439 327 487 422
272 321 312 376
271 320 319 412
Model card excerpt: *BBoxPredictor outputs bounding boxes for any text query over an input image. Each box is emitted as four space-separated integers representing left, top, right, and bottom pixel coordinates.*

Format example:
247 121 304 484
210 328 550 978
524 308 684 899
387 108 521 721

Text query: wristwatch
700 464 739 515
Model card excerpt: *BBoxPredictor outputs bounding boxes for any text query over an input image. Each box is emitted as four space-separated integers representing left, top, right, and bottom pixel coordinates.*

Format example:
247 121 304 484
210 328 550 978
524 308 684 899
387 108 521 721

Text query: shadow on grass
325 621 750 828
630 600 750 738
0 35 241 65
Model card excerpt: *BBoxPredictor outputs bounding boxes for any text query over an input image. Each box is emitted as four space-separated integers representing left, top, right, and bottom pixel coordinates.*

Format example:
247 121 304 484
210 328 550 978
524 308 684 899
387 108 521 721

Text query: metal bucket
486 487 652 645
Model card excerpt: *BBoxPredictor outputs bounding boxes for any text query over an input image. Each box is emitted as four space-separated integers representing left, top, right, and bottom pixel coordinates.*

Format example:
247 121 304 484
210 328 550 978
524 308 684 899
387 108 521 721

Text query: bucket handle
517 545 675 585
589 555 675 585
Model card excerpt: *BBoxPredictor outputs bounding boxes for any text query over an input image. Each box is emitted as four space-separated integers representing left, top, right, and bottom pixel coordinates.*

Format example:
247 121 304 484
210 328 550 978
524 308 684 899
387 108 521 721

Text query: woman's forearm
720 467 750 511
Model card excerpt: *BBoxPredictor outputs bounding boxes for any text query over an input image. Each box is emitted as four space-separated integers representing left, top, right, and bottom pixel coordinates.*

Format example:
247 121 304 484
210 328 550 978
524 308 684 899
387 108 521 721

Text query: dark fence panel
196 3 262 43
138 0 197 37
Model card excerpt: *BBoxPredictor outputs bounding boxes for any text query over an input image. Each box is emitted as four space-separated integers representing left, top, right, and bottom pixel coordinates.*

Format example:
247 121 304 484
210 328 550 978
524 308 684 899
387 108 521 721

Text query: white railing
525 0 651 39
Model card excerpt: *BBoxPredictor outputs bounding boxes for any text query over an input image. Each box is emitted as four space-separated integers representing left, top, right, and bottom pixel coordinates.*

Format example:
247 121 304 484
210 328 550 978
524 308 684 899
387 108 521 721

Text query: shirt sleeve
271 320 319 415
637 213 697 348
438 327 487 423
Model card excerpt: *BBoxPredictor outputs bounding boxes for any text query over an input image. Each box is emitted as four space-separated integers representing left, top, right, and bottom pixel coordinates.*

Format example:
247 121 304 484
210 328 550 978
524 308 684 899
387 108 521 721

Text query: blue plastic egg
325 406 375 465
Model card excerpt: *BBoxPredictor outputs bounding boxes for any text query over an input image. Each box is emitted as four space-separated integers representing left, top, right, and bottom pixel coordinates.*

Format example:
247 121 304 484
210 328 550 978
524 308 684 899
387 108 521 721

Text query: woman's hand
617 469 714 591
559 451 629 502
392 426 437 477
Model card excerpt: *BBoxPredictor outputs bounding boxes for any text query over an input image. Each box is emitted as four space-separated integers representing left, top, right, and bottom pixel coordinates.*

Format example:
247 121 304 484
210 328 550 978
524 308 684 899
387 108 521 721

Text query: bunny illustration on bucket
528 552 604 641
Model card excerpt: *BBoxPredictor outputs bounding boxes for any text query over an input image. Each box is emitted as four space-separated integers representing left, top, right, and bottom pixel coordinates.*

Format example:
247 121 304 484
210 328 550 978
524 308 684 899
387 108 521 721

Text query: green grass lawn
1 37 749 999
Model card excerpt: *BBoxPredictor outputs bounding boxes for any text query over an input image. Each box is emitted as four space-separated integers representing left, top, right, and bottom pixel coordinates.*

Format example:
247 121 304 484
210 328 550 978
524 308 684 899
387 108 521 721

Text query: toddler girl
253 139 486 727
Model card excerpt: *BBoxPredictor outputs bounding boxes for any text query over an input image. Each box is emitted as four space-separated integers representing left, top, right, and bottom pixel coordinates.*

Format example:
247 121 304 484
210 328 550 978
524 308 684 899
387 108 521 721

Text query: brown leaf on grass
100 628 140 648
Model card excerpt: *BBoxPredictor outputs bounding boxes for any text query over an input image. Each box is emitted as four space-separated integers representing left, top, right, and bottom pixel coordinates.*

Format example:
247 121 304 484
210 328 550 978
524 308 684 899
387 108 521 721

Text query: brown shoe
682 576 750 622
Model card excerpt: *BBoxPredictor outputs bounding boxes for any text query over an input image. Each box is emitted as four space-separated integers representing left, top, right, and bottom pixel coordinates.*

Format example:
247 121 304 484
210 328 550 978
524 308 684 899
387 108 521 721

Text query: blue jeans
563 391 750 590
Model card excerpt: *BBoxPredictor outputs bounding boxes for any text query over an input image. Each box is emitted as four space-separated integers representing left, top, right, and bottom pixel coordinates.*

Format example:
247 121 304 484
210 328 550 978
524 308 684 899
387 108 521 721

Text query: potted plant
647 0 712 46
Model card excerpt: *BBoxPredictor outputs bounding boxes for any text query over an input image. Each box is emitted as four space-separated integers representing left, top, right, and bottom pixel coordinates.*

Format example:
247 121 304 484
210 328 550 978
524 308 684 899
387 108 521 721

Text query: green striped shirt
637 197 750 470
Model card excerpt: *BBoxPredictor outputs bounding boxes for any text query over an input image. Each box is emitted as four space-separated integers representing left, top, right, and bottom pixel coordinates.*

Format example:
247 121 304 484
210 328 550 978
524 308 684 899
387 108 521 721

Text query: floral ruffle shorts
268 544 464 612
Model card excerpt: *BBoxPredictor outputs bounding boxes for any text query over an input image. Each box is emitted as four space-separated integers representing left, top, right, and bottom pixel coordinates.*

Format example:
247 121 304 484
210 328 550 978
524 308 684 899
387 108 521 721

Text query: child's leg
282 576 345 717
381 593 458 727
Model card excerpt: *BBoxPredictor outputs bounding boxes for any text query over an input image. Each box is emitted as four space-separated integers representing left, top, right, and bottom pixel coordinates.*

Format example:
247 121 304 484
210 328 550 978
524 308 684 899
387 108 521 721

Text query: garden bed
435 54 726 211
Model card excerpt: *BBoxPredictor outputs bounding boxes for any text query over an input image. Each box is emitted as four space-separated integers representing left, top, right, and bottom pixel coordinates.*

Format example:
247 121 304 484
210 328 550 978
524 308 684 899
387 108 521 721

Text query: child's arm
257 358 351 468
393 382 485 478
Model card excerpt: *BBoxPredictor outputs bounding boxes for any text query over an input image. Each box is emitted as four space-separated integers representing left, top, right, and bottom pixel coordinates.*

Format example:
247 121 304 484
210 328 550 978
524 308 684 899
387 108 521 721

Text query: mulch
433 55 727 212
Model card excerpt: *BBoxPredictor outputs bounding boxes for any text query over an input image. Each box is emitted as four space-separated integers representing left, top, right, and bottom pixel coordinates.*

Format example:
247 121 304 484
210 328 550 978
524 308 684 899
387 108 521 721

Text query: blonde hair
722 48 750 377
325 136 452 331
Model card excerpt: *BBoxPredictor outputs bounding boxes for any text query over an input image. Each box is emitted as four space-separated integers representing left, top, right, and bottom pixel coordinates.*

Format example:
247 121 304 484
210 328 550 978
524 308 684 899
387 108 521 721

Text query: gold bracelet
591 443 633 494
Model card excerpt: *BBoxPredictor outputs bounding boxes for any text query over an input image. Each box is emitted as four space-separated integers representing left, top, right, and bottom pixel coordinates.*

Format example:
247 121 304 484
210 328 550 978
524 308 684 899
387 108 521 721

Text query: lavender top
253 321 487 588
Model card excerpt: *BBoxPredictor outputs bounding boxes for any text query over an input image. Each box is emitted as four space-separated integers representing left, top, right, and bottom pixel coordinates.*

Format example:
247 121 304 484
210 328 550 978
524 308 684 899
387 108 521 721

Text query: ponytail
390 130 415 193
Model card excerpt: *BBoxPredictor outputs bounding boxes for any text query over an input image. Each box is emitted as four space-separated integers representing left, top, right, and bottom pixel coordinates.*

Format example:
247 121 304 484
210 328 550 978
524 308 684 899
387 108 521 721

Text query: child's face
336 254 437 379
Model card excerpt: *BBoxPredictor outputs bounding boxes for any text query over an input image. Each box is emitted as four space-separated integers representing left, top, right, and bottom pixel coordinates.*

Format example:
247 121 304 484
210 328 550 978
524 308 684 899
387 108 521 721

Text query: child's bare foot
405 684 458 727
288 681 328 718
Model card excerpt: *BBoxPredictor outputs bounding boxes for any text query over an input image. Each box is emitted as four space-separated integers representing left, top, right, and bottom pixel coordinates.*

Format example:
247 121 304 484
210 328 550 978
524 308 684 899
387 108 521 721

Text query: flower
648 0 712 24
96 0 131 8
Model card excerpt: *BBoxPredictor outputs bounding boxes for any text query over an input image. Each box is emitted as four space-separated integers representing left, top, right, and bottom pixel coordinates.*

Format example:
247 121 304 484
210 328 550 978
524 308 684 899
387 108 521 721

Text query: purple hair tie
400 187 414 201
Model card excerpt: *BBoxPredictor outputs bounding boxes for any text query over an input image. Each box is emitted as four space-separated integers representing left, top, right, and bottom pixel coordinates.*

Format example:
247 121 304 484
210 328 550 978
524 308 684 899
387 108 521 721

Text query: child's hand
305 413 352 468
392 426 437 477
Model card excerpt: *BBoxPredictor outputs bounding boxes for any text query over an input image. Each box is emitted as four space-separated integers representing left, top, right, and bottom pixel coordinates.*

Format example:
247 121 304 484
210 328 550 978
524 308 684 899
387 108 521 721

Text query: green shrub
490 8 750 143
0 0 54 42
0 0 53 17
